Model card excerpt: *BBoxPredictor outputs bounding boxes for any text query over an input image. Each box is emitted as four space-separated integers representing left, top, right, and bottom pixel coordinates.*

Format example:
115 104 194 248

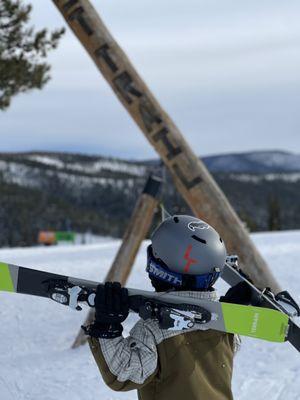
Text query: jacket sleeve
88 320 158 392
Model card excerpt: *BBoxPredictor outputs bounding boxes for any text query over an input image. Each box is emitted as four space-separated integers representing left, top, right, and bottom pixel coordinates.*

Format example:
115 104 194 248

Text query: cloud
1 0 300 158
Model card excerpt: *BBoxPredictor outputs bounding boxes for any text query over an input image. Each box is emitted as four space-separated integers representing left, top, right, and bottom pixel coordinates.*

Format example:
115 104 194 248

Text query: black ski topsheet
17 267 69 298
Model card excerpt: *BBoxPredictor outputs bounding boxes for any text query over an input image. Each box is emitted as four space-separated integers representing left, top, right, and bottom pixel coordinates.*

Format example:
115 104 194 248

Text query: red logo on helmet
183 245 197 273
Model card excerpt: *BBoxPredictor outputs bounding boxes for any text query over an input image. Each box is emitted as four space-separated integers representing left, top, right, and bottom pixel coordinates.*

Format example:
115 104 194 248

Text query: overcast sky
1 0 300 159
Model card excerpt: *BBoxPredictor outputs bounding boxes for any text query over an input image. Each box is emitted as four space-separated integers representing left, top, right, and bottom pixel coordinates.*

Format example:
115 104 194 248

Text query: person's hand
220 281 253 305
84 282 129 339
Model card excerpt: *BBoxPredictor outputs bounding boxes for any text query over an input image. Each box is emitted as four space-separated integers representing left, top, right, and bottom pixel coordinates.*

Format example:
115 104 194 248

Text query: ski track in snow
0 231 299 400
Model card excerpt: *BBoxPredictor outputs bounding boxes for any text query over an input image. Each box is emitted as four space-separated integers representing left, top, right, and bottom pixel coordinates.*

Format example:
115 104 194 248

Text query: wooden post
71 174 162 348
52 0 280 293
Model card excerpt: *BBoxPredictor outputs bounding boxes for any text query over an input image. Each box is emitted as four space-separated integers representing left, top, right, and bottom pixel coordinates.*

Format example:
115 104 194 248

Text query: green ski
0 261 297 349
221 302 288 342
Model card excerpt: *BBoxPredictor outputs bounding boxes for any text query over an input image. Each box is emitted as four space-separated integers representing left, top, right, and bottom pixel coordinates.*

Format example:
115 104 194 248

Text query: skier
86 215 245 400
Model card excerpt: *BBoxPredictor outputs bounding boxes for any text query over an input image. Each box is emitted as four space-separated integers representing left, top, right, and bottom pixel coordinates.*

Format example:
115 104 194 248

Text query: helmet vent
219 237 223 243
191 235 207 244
173 217 179 223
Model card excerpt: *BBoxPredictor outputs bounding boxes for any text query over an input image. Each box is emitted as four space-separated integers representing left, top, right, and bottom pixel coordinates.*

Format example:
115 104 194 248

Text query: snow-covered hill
1 150 300 185
0 230 299 400
0 152 146 192
1 151 299 196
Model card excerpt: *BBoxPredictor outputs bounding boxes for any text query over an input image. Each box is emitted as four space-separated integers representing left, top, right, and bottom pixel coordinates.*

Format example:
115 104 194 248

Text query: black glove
84 282 129 339
220 281 253 305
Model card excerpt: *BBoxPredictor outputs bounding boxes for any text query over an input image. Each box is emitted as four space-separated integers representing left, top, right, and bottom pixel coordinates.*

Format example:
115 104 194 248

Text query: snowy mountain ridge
203 150 300 173
27 154 147 177
0 150 299 200
0 159 135 193
1 150 299 179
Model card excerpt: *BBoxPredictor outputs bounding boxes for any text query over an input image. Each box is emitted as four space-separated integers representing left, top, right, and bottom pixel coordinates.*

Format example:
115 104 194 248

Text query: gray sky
1 0 300 159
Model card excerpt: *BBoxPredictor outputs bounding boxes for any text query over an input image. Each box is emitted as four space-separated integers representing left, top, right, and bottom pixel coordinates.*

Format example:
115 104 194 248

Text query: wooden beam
71 174 162 348
52 0 280 293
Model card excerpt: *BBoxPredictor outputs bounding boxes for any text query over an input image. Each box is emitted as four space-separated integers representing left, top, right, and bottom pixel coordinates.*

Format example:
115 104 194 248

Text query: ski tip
221 302 289 343
0 262 16 293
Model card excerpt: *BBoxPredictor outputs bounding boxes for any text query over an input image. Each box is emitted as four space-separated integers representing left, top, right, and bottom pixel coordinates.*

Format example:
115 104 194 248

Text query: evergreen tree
0 0 64 110
268 195 281 231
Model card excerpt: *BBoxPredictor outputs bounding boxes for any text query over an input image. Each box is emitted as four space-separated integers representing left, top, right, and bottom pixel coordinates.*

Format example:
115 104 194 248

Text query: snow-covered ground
0 231 299 400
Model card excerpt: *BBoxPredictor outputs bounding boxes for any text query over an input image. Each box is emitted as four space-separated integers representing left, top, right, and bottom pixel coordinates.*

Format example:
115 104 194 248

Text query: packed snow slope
0 231 299 400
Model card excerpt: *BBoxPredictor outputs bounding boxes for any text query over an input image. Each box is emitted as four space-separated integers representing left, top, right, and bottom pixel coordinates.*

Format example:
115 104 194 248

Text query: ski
0 261 298 349
223 256 300 352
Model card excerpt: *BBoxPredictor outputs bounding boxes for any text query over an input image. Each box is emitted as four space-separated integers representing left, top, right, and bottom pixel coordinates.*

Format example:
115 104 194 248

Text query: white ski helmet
147 215 227 290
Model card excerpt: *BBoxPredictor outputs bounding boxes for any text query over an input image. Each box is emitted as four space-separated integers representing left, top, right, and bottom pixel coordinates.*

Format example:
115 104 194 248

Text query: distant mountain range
142 150 300 173
0 150 299 248
2 149 299 176
202 150 300 173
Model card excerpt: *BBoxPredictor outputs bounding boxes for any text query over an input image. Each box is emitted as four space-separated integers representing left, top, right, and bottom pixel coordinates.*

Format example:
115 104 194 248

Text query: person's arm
88 319 158 391
84 282 158 391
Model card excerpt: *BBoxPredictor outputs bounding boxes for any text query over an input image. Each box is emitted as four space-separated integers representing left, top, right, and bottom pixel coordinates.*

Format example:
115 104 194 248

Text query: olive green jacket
88 327 234 400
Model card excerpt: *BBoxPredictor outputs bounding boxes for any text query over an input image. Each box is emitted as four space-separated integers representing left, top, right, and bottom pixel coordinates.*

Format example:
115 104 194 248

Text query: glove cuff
82 322 123 339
